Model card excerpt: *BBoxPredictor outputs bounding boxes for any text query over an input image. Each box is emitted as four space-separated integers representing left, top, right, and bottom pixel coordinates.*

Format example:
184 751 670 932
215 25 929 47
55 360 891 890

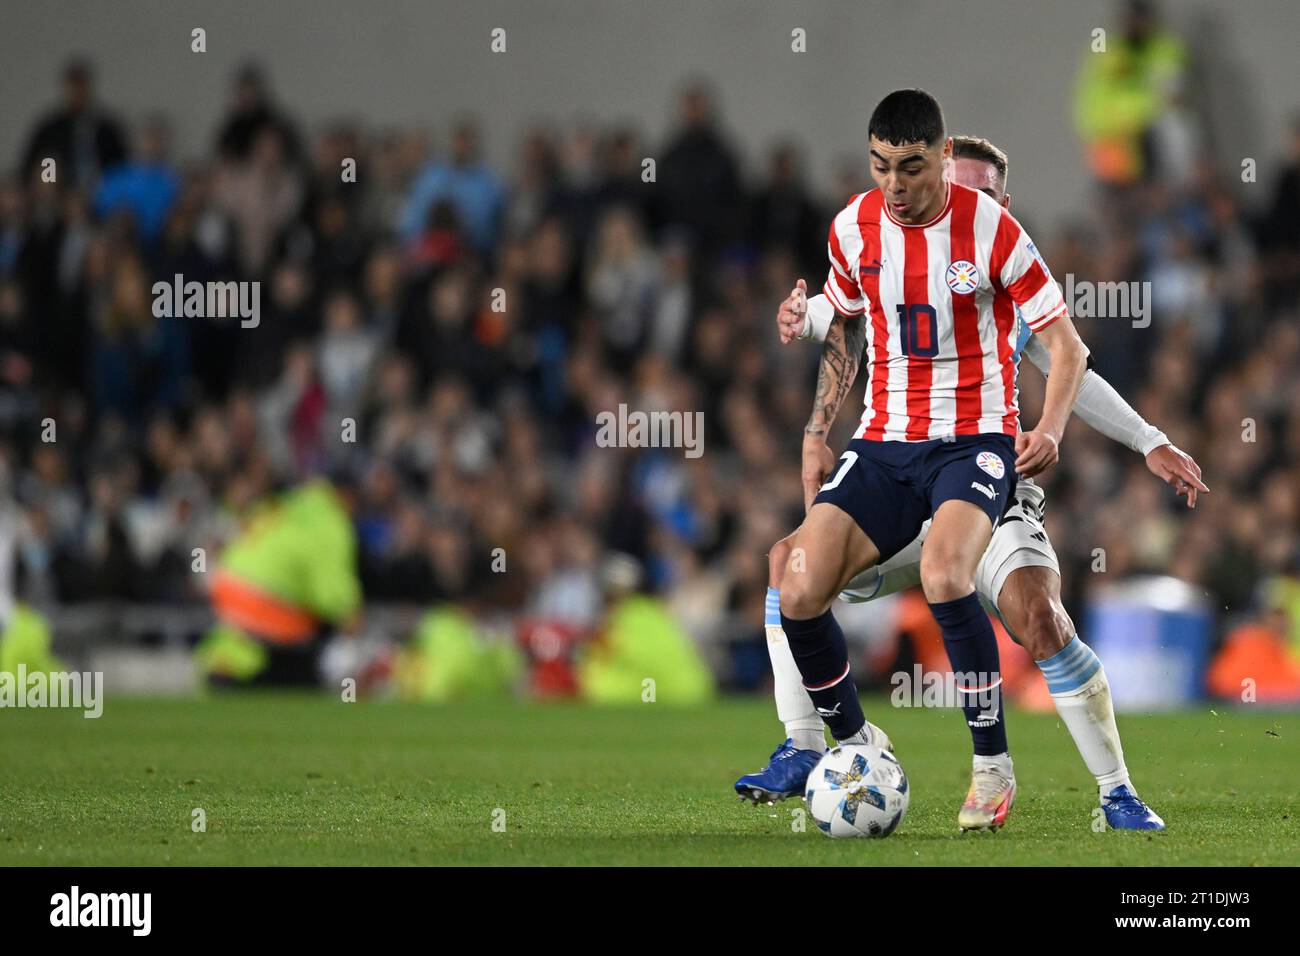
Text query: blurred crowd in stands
2 35 1299 690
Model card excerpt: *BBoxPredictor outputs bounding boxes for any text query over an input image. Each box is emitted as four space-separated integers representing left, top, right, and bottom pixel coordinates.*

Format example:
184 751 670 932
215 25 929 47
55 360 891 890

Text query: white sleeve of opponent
1073 371 1169 455
800 293 836 343
1020 331 1051 374
1034 361 1180 457
1025 344 1169 455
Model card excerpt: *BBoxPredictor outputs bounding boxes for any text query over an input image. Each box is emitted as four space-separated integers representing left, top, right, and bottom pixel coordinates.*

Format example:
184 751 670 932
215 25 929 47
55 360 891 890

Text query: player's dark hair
868 89 946 147
951 134 1009 186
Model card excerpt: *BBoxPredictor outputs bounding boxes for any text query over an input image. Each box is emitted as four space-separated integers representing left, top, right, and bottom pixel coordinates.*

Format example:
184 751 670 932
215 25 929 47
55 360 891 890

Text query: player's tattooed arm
800 310 864 509
805 310 866 438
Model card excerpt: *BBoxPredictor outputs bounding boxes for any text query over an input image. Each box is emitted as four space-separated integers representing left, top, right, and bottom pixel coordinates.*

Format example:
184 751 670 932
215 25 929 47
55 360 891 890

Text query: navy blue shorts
812 434 1018 563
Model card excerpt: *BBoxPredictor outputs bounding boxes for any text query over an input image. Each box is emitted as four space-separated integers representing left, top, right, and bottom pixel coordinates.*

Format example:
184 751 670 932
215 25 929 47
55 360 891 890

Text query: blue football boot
1102 784 1166 830
734 738 823 804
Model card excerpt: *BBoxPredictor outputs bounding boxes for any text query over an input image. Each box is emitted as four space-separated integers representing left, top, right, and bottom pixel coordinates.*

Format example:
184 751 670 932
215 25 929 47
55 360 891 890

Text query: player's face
869 136 951 223
948 157 1009 208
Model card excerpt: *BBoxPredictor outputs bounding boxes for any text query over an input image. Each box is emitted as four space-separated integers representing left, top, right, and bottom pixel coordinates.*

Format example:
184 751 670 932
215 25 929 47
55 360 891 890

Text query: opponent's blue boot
734 739 823 804
1102 784 1166 830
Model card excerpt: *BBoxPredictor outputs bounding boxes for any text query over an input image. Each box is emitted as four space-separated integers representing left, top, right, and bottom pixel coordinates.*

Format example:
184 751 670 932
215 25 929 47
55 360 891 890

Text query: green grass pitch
1 693 1296 865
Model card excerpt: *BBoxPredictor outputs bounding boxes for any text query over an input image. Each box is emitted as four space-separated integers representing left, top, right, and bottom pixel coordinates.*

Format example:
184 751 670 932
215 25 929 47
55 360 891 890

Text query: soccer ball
804 744 909 838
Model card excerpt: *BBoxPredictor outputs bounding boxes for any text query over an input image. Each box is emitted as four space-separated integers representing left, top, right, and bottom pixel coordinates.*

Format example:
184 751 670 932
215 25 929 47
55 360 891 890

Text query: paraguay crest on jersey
946 259 979 294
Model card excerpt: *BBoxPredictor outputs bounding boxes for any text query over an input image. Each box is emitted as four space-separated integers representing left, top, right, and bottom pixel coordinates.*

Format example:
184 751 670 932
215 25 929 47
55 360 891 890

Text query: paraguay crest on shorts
946 259 979 294
976 451 1005 480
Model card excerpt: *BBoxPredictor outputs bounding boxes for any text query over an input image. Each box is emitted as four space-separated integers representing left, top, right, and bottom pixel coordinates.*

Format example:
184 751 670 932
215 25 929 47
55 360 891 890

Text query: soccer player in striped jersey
768 88 1090 829
736 132 1202 830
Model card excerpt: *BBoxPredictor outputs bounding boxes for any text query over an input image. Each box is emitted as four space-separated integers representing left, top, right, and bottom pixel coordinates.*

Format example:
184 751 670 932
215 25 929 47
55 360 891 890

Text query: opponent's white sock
765 587 826 753
1037 636 1132 798
788 723 827 753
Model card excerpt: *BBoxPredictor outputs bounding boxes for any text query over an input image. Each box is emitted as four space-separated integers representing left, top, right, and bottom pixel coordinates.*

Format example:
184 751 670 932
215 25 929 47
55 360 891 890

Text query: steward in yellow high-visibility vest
197 479 362 686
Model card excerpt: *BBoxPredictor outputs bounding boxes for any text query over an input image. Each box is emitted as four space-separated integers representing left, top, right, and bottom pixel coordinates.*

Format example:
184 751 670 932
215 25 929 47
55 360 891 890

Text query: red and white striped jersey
823 183 1068 442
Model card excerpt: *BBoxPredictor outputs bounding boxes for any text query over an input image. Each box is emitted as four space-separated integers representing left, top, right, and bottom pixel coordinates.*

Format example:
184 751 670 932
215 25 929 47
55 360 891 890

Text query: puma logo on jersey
971 481 997 501
859 258 883 276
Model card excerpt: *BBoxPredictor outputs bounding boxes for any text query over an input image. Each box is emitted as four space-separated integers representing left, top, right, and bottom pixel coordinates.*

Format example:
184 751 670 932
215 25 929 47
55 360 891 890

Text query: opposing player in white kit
736 134 1205 831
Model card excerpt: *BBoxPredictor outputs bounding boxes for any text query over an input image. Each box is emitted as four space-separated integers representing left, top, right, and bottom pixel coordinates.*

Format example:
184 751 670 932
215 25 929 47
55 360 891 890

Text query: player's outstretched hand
801 433 836 512
1145 443 1208 508
776 279 809 344
1014 429 1059 478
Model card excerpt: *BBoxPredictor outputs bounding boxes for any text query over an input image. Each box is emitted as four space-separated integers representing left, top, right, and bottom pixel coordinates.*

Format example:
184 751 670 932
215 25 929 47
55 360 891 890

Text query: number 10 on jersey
897 304 939 358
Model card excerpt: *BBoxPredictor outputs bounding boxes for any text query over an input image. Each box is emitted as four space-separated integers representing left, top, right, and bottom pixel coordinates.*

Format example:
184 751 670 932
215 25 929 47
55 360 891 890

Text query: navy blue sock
779 608 865 740
929 592 1008 756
